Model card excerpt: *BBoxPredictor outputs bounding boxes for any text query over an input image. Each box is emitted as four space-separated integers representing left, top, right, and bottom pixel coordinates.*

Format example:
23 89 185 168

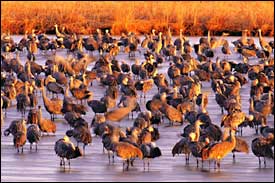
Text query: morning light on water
1 1 274 182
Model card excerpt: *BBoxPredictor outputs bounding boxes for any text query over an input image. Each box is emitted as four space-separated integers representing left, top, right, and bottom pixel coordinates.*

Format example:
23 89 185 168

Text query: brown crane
113 141 143 171
207 128 237 169
41 80 63 121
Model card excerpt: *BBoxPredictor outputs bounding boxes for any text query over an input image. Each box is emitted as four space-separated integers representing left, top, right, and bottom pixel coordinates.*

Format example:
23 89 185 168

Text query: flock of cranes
1 24 274 172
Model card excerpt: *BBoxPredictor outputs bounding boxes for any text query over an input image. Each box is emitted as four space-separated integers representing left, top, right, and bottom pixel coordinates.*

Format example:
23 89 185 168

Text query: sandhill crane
174 29 185 51
37 105 56 135
66 125 92 155
54 136 83 168
253 91 273 123
140 142 162 171
16 81 31 118
13 131 27 153
154 32 163 54
64 111 87 129
221 40 232 58
258 29 272 54
134 79 154 100
160 102 183 126
101 125 126 163
249 97 267 134
27 124 41 151
45 75 64 98
113 141 143 171
41 81 63 121
221 111 253 131
251 135 274 167
105 105 135 122
207 128 237 169
4 119 27 137
222 127 249 161
61 86 87 115
172 137 191 164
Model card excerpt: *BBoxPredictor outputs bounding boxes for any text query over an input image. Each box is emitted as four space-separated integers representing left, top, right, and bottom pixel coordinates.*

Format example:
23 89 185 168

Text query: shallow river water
1 35 274 182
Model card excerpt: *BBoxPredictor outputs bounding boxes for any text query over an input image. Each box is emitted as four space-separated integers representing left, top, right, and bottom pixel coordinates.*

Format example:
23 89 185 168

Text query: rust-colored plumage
13 131 27 153
160 103 183 125
41 82 63 121
114 142 143 171
38 105 56 134
221 111 250 129
105 107 133 122
207 129 236 168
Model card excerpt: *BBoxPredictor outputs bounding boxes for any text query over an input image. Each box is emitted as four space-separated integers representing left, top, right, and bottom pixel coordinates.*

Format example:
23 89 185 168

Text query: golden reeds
1 1 274 36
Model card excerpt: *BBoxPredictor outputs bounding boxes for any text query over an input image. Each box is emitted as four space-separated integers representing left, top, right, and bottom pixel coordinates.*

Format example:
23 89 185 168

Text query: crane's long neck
258 30 263 41
180 38 185 55
179 30 183 40
26 61 32 76
131 130 139 143
69 77 74 90
222 127 230 141
230 130 236 147
158 33 162 42
38 107 42 123
55 25 61 36
267 91 272 105
194 123 201 142
207 30 211 45
108 63 113 75
24 31 28 39
198 44 202 55
65 85 69 97
249 98 254 113
41 85 49 106
82 74 87 87
216 58 221 69
24 83 29 96
208 61 213 72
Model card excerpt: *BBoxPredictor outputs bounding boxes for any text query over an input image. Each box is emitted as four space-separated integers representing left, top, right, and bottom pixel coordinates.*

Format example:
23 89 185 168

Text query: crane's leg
36 143 38 151
258 157 261 167
217 160 221 169
108 151 111 164
127 159 130 170
143 160 146 171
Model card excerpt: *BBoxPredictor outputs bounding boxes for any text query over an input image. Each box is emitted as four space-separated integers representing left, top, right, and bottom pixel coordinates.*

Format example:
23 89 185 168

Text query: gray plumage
27 124 41 151
54 137 83 168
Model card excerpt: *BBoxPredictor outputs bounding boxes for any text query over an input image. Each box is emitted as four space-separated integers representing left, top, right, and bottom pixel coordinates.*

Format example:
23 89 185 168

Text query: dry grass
1 1 274 36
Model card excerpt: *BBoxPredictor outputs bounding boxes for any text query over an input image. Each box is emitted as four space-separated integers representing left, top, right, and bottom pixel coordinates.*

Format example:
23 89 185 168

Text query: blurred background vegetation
1 1 274 36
